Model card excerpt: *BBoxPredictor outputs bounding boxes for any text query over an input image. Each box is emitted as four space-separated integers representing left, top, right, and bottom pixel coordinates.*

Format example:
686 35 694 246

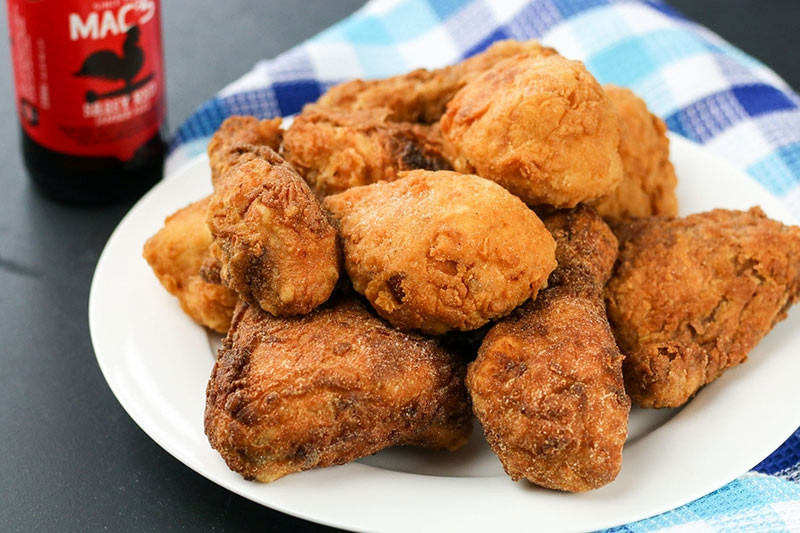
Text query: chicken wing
207 142 340 316
606 207 800 408
589 85 678 219
323 170 557 334
204 297 472 482
282 106 450 197
143 197 238 333
441 53 622 208
467 206 630 492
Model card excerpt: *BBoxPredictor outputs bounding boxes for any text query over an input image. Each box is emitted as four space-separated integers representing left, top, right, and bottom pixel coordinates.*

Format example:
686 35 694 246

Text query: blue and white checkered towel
168 0 800 530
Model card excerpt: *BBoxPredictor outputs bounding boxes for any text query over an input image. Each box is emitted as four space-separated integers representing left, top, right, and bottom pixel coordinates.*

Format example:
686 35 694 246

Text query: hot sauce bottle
6 0 167 203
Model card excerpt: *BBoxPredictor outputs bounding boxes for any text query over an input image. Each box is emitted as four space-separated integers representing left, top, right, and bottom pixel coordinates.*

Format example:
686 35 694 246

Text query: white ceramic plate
89 134 800 533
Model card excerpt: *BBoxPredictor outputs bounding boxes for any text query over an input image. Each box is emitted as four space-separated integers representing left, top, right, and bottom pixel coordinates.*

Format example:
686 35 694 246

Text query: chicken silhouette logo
74 25 153 103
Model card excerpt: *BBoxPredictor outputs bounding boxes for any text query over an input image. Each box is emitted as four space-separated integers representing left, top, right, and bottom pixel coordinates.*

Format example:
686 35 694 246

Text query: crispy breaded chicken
205 298 472 482
589 85 678 219
441 54 622 208
207 115 283 187
606 207 800 408
468 206 630 492
317 39 556 124
323 170 557 334
143 197 238 333
282 106 451 197
207 143 340 316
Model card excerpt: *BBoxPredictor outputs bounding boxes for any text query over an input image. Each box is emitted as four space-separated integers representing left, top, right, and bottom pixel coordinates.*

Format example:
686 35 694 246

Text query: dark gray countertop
0 1 797 531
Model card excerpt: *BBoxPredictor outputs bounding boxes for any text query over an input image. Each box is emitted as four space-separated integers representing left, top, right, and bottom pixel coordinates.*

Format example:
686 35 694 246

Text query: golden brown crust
143 197 238 333
207 115 283 188
207 143 340 316
316 39 556 124
441 54 622 208
606 207 800 408
589 85 678 219
468 206 629 492
204 298 472 482
545 205 620 286
323 170 557 334
282 106 451 197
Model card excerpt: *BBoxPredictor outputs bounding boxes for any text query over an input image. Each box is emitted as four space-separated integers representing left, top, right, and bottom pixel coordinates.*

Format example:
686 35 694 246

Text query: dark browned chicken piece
205 298 472 483
143 196 238 333
207 115 283 187
316 39 556 124
606 207 800 408
207 142 340 317
589 85 678 219
282 106 451 197
467 206 630 492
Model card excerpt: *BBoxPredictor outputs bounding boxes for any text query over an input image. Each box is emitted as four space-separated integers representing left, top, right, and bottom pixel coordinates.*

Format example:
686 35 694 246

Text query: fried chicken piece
207 143 340 316
323 170 557 334
282 106 451 197
285 41 556 198
205 298 472 483
588 85 678 219
143 197 238 333
207 115 283 187
441 53 623 208
606 207 800 408
317 39 556 124
467 206 630 492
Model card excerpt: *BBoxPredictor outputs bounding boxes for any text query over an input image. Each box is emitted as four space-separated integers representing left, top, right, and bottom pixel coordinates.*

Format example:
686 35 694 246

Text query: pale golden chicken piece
282 106 451 197
323 170 557 335
143 197 238 333
606 207 800 408
317 39 556 124
589 85 678 219
441 53 622 208
205 297 472 482
468 206 630 492
207 142 340 317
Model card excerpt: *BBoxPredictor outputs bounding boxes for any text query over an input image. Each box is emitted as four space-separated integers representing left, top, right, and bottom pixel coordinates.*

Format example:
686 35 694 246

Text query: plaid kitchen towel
167 0 800 530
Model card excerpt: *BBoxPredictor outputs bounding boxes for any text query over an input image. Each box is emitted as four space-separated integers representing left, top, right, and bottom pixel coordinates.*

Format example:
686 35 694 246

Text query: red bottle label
6 0 165 161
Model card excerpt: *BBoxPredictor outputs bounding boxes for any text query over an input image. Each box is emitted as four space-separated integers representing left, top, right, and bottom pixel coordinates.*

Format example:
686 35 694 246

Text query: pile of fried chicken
143 40 800 492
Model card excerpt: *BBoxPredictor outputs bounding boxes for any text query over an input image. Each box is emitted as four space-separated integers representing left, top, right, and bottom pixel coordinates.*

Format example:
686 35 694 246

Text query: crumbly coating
441 54 622 208
606 207 800 408
468 206 629 492
204 298 472 482
589 85 678 219
316 39 556 124
143 197 238 333
207 143 340 316
323 170 557 334
207 115 283 187
282 106 451 197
